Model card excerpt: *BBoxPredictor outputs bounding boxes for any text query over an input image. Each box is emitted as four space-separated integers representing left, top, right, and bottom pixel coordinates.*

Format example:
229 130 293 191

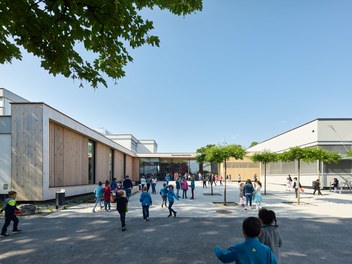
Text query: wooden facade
49 122 89 187
11 104 44 200
11 103 139 201
220 157 260 182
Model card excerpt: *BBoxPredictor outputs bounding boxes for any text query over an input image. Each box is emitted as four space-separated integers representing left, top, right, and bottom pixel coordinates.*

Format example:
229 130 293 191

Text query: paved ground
0 181 352 263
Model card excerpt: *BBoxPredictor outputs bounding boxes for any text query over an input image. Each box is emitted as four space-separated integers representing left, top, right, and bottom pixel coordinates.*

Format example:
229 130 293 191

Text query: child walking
258 208 283 263
139 186 152 221
116 190 128 231
167 185 179 217
214 217 278 263
253 181 263 209
160 183 168 207
103 180 111 211
1 191 22 237
92 181 103 212
239 183 245 207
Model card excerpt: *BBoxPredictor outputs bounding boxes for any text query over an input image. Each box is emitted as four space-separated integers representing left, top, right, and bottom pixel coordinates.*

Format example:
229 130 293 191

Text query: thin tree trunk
224 160 227 205
264 162 267 195
298 160 301 205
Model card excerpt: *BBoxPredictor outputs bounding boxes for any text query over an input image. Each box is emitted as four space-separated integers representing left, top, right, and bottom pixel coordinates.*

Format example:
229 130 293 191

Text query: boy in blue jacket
139 186 152 221
167 185 179 217
214 217 278 264
1 191 22 237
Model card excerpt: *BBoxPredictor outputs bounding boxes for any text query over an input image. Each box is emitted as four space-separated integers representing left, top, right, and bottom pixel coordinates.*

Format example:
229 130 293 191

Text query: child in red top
103 180 111 211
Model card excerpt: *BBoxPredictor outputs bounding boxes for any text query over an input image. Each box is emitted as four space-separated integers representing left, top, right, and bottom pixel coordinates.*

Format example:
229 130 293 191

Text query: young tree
307 147 341 184
0 0 203 88
280 147 342 204
250 150 278 195
204 144 246 204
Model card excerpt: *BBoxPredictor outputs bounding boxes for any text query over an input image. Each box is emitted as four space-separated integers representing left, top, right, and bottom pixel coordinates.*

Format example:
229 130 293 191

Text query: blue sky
1 0 352 152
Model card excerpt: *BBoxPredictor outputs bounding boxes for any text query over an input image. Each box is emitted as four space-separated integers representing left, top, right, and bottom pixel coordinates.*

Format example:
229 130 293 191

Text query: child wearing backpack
1 191 22 237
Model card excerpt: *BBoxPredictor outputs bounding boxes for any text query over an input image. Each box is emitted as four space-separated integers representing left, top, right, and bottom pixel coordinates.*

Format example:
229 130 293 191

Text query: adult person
244 179 254 210
254 174 257 183
238 174 241 184
312 179 322 195
123 175 133 200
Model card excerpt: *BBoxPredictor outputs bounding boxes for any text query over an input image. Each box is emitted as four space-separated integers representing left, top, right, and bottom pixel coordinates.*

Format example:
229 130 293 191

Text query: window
88 140 96 184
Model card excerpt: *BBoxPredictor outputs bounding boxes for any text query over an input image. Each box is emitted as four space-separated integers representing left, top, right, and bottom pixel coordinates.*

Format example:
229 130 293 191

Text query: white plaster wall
248 120 319 153
0 134 11 194
318 120 352 143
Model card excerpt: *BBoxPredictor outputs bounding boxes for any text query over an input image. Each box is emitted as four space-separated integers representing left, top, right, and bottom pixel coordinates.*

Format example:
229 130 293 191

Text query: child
103 180 111 211
116 190 128 231
258 208 283 263
1 191 22 237
181 178 189 199
167 185 179 217
214 217 278 263
139 186 152 221
253 181 263 209
92 181 103 212
239 183 245 207
160 183 168 207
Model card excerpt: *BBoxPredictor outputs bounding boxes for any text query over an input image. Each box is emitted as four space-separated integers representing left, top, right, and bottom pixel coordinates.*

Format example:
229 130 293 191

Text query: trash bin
56 190 65 209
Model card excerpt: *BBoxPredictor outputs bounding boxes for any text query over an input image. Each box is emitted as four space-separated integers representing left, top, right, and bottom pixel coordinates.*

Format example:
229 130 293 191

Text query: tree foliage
279 146 341 164
249 141 258 148
251 150 278 164
0 0 202 88
196 144 215 164
204 144 246 164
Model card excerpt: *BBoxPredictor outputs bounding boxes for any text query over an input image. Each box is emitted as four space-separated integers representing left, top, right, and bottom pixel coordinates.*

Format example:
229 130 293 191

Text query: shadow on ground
0 217 351 264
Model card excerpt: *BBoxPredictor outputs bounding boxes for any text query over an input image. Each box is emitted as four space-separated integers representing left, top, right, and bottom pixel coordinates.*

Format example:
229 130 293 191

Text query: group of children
139 183 180 222
239 180 263 209
215 208 282 263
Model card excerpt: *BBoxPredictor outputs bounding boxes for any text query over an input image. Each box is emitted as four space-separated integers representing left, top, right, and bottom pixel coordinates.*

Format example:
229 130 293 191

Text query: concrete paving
0 181 351 263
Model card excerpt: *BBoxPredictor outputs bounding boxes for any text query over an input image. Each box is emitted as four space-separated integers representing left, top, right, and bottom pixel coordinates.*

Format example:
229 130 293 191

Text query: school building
2 88 352 201
0 88 198 201
246 118 352 188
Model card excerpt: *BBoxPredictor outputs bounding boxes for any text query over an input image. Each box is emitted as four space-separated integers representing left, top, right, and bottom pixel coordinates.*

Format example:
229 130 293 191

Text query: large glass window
139 158 199 180
88 140 95 184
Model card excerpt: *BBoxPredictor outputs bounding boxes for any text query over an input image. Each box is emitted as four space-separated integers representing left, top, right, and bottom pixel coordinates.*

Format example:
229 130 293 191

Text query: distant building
247 119 352 187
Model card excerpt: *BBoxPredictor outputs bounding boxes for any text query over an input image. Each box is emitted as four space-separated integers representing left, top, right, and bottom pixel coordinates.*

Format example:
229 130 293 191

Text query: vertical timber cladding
12 104 43 201
49 122 88 187
125 155 133 180
114 150 124 180
132 157 140 182
223 157 260 181
95 142 110 183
